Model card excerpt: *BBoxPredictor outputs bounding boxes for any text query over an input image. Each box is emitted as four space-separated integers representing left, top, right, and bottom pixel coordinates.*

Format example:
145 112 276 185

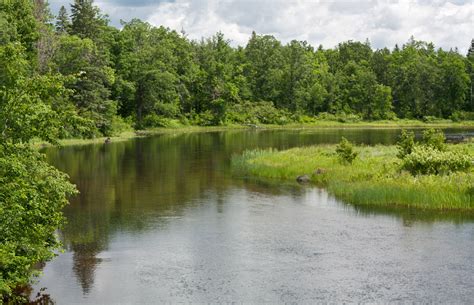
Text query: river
31 128 474 303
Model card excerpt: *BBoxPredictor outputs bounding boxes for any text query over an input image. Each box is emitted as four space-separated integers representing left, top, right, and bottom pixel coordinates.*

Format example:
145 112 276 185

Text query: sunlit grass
232 144 474 210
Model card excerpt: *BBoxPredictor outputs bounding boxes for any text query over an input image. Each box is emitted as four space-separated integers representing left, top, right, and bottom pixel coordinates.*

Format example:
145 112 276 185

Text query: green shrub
336 137 358 164
295 114 317 123
315 112 337 121
401 146 471 175
337 113 362 123
189 110 216 126
315 112 362 123
251 101 289 124
450 111 474 121
225 103 256 124
422 128 446 151
0 144 77 297
109 115 133 135
225 101 294 125
422 116 440 123
397 129 415 159
154 102 180 118
142 114 182 128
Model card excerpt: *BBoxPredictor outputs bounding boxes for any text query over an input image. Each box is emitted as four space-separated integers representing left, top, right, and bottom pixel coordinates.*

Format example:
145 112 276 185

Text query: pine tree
70 0 105 40
467 39 474 57
468 39 474 110
56 5 70 33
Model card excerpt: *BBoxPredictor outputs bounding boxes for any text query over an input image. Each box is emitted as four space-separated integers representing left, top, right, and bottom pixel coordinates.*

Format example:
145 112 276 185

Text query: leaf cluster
397 128 472 175
336 137 358 164
0 144 77 297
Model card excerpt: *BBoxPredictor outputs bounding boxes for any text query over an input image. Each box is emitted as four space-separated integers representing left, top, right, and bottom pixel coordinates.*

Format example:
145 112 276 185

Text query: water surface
32 128 474 303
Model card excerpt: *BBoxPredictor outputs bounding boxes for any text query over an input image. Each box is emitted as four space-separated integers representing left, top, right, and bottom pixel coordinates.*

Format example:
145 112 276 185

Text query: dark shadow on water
237 176 474 225
351 204 474 226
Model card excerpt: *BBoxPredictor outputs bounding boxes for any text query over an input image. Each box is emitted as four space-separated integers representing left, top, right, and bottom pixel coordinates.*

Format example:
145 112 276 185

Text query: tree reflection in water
32 128 473 300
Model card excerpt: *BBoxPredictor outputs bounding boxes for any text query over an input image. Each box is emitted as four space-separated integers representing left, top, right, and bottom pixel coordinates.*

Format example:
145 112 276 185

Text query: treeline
2 1 474 138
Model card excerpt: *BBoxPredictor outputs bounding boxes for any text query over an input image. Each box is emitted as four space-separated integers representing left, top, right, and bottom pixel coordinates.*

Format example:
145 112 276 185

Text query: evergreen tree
56 5 71 34
70 0 105 41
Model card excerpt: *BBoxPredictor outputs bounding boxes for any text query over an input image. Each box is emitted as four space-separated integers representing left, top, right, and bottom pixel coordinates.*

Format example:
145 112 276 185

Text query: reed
231 144 474 210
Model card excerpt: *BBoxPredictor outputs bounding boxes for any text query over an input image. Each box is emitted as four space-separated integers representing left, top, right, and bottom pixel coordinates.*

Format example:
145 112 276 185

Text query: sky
48 0 474 53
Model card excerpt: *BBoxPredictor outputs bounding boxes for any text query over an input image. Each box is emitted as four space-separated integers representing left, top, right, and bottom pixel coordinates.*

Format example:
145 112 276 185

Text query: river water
31 128 474 303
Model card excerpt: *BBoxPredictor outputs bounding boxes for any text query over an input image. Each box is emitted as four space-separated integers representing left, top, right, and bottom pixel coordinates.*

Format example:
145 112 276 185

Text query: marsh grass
231 144 474 210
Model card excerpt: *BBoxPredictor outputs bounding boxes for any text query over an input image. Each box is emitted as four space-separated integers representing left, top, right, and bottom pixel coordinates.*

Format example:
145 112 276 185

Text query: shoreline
31 120 474 148
231 144 474 211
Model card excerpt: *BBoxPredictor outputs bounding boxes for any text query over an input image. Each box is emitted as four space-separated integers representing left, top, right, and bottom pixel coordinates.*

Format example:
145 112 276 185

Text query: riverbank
231 143 474 211
31 119 474 148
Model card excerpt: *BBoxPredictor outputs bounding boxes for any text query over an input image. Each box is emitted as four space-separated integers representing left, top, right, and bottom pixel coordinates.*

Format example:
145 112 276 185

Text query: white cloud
50 0 474 53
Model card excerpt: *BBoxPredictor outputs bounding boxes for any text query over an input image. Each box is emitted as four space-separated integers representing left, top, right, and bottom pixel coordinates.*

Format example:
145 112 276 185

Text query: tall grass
231 144 474 211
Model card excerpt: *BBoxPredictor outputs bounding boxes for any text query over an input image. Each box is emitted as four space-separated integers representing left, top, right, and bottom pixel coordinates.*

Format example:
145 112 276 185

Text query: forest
1 0 474 300
2 0 474 140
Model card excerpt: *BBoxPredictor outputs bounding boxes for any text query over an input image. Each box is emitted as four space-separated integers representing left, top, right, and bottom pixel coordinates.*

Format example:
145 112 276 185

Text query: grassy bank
30 126 249 148
31 119 474 148
232 144 474 211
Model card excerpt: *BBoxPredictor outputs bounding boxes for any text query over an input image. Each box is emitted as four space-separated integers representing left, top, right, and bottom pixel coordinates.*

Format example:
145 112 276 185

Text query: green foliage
0 43 86 144
4 0 471 141
0 12 78 298
109 115 133 135
336 137 358 164
0 0 38 57
397 130 415 159
421 128 446 151
401 146 471 175
55 6 71 34
70 0 108 41
315 112 362 123
51 35 116 136
226 101 292 125
451 111 474 121
141 114 182 128
372 84 395 120
0 144 77 297
397 129 468 176
188 111 216 126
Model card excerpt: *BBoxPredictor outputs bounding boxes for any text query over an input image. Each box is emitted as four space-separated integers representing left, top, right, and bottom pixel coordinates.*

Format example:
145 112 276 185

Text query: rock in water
296 175 311 183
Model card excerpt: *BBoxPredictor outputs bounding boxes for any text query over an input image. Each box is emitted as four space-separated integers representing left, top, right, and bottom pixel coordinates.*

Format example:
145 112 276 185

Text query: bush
294 114 317 124
451 111 474 122
315 112 362 123
225 101 294 125
337 113 362 123
154 102 180 118
142 114 182 128
109 115 133 136
397 129 415 159
401 146 471 175
336 137 358 164
254 101 290 124
422 128 446 151
225 102 258 124
0 144 77 298
422 116 440 123
188 110 216 126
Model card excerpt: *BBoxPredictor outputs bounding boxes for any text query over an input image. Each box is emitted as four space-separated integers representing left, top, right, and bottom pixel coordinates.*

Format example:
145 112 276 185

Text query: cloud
49 0 474 53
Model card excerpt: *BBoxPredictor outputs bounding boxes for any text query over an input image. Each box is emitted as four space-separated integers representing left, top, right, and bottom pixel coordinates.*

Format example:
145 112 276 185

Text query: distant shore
31 119 474 148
